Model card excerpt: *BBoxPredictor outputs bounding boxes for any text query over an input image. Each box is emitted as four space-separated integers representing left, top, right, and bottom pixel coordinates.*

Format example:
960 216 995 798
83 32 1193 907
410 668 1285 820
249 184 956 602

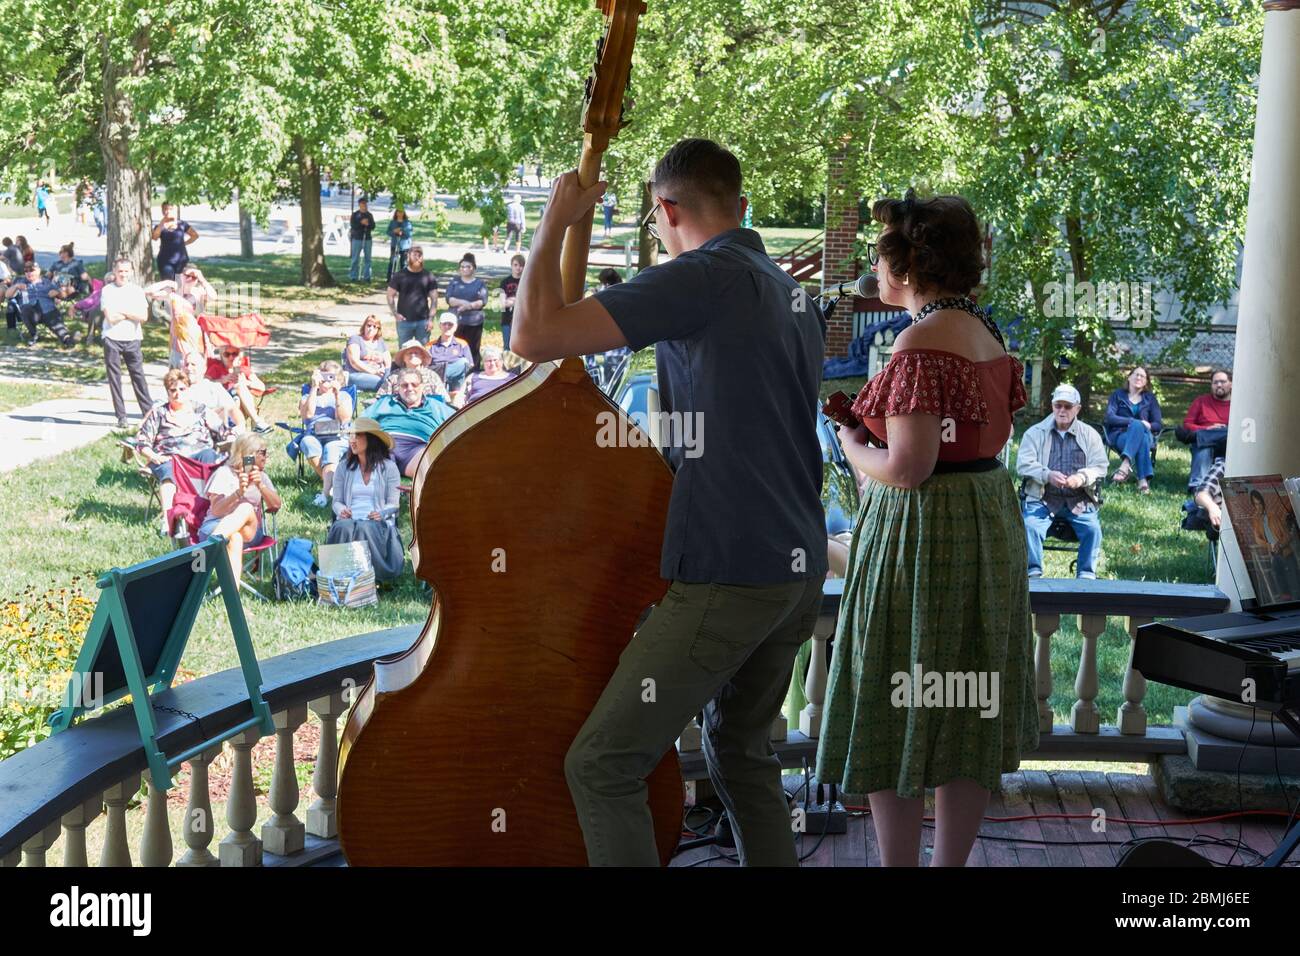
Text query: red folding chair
169 453 279 600
199 312 280 411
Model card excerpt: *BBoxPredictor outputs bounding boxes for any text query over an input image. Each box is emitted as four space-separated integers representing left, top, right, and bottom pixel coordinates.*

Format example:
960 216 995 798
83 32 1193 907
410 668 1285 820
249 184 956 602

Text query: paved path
6 187 639 275
0 290 388 474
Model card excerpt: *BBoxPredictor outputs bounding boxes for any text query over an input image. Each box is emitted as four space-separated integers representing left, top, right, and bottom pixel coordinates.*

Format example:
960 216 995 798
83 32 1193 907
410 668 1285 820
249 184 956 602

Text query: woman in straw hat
377 338 451 402
328 417 405 580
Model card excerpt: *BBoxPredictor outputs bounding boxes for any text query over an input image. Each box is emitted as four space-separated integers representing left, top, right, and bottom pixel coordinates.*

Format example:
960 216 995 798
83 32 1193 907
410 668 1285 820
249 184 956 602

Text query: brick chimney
822 124 860 358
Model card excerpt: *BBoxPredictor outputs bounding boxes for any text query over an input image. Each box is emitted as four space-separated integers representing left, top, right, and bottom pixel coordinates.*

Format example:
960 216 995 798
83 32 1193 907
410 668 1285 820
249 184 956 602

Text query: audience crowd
4 188 1244 593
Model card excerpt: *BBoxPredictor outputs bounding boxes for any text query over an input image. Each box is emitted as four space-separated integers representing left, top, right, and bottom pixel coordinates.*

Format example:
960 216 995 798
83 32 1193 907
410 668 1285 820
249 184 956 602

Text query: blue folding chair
277 382 359 484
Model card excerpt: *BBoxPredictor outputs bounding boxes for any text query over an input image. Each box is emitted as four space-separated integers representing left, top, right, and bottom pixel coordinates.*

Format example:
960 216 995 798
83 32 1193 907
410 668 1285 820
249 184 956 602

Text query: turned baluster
220 728 263 867
262 705 307 856
101 774 141 867
177 746 222 867
140 776 174 867
800 615 834 739
307 692 346 839
21 822 61 867
1118 615 1153 735
1033 612 1058 734
1070 613 1106 733
61 796 104 867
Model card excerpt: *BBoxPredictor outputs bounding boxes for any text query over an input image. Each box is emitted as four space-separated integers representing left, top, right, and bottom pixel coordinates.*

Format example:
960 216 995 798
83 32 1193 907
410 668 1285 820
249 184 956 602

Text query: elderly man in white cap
1015 383 1110 579
427 312 473 398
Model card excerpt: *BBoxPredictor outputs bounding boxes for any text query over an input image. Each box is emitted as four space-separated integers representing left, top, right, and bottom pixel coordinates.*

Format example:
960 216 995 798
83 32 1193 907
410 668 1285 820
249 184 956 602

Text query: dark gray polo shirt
596 227 827 585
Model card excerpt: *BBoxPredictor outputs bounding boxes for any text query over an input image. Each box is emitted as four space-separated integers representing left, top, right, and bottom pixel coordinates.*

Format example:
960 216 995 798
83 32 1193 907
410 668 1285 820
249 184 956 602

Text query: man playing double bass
513 138 827 866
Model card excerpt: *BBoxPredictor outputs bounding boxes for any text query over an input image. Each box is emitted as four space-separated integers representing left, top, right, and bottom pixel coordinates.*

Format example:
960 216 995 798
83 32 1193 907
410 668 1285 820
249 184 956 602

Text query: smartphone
242 455 255 468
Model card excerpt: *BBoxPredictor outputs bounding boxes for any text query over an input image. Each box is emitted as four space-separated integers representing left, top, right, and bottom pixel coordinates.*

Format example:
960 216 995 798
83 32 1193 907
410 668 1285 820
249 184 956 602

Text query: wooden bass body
337 357 683 865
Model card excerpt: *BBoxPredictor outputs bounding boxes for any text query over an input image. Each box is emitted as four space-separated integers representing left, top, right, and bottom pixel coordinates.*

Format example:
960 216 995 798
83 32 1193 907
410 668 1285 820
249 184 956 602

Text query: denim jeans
1023 499 1102 578
1187 427 1228 491
564 578 824 866
1114 419 1155 480
397 318 430 345
348 371 383 392
349 238 372 280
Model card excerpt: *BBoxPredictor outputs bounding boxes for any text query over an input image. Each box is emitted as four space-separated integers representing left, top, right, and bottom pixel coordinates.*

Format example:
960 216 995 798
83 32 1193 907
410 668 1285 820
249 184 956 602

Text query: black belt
931 457 1002 474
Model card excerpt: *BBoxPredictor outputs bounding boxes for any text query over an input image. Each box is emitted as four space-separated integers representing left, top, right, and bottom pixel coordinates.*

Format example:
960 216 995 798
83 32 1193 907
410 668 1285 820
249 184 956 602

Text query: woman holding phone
200 432 281 590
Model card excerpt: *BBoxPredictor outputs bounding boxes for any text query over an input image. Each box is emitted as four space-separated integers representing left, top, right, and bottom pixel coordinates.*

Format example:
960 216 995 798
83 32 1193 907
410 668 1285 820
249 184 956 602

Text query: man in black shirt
386 245 439 344
499 253 524 352
349 198 377 282
514 139 826 866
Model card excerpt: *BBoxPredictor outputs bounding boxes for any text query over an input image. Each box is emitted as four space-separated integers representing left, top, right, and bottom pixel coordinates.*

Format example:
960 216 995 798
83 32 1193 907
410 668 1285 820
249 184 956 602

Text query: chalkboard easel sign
48 536 275 791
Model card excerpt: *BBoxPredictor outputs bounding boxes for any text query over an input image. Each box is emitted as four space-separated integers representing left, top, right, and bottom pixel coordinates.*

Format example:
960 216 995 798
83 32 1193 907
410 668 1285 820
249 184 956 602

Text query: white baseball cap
1051 384 1081 406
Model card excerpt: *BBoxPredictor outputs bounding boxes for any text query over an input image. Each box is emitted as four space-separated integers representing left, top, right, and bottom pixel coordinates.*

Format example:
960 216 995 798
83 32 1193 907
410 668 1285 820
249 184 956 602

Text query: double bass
336 0 683 866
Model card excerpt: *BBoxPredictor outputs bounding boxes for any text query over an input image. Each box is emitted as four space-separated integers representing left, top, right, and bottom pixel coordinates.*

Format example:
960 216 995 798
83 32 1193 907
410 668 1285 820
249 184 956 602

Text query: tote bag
316 540 377 608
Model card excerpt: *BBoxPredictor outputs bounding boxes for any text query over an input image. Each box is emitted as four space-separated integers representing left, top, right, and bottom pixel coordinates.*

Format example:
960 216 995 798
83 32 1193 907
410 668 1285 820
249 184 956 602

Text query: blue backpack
273 538 317 601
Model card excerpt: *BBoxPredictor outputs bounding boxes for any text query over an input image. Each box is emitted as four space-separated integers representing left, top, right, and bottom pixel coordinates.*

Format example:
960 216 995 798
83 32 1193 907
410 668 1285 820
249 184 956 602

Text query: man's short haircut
113 256 132 270
398 367 425 385
651 138 743 216
511 253 525 267
1211 367 1232 382
409 244 423 256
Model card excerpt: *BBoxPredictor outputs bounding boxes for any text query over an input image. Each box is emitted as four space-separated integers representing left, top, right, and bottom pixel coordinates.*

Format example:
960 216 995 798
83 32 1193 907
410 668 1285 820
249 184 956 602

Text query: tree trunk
1065 213 1095 411
296 136 336 287
636 179 658 272
236 189 254 258
99 30 154 282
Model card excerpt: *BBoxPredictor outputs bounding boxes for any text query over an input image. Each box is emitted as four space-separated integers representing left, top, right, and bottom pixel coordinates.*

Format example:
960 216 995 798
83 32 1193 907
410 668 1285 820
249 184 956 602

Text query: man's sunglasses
639 195 679 242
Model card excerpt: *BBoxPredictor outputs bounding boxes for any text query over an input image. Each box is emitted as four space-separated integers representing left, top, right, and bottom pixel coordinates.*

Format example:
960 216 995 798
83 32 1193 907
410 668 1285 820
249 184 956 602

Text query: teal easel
48 536 275 791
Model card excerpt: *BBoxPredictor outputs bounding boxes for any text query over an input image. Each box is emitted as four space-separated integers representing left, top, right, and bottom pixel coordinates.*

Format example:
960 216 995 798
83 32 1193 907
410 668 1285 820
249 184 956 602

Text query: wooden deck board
663 769 1286 868
1052 770 1122 867
1019 769 1086 868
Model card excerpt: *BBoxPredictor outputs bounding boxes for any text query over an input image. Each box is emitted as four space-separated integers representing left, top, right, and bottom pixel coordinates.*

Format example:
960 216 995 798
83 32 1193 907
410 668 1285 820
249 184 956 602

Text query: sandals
1137 479 1151 494
1112 465 1131 483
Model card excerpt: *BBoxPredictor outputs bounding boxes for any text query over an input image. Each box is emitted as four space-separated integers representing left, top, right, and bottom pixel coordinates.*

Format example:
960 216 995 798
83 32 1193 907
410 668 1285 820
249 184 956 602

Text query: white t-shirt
208 464 276 509
189 378 237 412
100 281 149 343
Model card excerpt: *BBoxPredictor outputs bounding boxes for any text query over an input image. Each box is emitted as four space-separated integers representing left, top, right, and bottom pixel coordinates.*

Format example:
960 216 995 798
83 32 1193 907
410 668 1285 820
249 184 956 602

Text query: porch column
1198 4 1300 758
1219 3 1300 605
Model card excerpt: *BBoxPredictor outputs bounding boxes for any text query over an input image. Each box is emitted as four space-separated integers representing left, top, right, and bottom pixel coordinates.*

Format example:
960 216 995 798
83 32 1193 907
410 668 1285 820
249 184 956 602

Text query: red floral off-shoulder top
851 348 1028 461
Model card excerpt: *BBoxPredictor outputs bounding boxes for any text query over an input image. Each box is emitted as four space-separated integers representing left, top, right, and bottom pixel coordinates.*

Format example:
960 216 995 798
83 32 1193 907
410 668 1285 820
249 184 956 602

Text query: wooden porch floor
669 769 1295 867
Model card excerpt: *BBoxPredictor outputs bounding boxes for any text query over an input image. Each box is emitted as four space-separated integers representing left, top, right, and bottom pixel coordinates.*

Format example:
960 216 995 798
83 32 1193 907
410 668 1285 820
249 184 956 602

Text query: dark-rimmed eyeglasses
866 241 880 268
640 195 679 242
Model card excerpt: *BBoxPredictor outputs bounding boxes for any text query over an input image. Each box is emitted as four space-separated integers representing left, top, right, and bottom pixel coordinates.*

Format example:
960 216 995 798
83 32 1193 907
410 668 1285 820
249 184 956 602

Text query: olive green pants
565 577 824 866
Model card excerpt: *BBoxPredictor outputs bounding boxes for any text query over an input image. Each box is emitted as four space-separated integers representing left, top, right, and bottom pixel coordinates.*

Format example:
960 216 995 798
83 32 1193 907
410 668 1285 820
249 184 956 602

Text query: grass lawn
0 379 81 412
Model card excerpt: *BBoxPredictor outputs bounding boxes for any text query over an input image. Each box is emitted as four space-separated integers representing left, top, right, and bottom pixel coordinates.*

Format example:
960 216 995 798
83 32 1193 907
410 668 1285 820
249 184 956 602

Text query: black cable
1226 705 1258 867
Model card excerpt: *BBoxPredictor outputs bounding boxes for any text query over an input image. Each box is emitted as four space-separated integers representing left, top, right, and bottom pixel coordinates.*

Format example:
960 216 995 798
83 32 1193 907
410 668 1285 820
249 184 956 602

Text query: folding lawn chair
170 453 280 601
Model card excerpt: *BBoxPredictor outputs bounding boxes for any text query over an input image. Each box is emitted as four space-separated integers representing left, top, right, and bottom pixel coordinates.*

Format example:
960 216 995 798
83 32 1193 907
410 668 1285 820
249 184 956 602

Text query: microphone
820 274 878 299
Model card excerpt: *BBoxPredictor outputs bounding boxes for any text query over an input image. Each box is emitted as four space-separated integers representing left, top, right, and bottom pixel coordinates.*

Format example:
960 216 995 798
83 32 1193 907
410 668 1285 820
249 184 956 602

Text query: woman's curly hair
871 189 985 295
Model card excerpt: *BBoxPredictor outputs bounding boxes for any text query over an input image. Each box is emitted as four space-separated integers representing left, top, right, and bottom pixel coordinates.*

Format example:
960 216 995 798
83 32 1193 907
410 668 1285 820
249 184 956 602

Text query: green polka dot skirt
815 466 1039 798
